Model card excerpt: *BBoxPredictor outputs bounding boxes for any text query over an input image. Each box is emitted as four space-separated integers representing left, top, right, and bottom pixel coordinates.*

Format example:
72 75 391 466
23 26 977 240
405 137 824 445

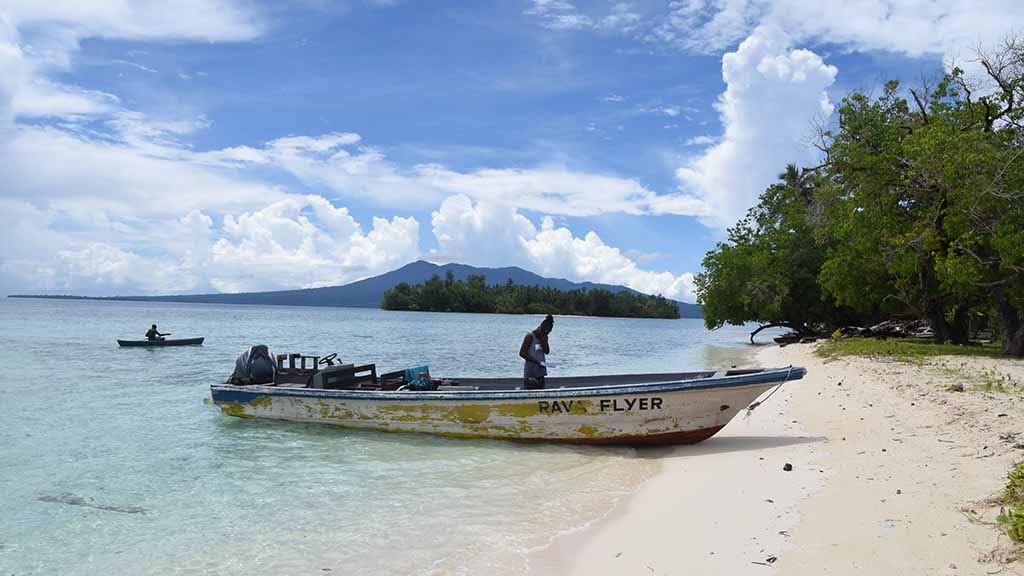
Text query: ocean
0 298 760 575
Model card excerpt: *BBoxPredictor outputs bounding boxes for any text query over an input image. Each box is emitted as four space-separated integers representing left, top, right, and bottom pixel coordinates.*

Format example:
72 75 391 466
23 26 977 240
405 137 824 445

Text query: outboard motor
229 345 276 385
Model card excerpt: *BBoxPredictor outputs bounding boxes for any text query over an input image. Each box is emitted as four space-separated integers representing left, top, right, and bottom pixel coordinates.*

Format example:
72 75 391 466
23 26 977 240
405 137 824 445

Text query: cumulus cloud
655 3 1020 230
524 1 1023 231
210 196 420 292
675 25 836 229
431 195 697 301
1 195 422 296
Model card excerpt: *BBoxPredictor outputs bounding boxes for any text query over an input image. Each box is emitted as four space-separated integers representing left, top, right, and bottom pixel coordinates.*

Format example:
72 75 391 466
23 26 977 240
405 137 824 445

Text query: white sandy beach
534 343 1024 575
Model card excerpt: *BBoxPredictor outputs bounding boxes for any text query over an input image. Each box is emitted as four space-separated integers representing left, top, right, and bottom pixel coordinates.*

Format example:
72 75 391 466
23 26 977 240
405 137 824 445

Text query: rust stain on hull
210 376 791 446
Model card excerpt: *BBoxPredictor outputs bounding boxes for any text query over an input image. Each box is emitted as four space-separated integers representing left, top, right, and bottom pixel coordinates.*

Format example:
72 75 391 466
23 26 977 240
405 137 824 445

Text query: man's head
539 314 554 335
151 324 157 329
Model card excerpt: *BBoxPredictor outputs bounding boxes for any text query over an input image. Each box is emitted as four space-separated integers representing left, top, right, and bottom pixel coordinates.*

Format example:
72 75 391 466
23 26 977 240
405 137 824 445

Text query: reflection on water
0 298 759 575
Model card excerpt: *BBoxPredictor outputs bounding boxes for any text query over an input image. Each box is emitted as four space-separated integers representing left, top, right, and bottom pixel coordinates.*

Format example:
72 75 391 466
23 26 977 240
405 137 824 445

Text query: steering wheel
318 353 338 366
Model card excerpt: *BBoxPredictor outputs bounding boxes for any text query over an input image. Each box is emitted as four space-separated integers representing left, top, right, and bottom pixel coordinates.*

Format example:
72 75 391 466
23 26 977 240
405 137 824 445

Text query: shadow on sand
634 434 826 459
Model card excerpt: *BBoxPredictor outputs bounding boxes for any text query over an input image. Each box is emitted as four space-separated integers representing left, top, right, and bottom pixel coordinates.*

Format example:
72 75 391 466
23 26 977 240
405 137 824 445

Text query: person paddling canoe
519 314 553 389
145 324 169 341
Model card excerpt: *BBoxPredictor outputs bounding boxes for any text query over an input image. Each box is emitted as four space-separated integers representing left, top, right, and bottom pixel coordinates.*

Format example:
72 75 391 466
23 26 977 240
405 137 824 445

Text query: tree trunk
993 286 1024 356
925 300 952 344
948 305 970 345
749 322 809 344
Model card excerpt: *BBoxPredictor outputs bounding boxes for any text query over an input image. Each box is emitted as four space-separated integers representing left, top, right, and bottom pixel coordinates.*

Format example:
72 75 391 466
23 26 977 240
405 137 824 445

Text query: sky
1 0 1020 301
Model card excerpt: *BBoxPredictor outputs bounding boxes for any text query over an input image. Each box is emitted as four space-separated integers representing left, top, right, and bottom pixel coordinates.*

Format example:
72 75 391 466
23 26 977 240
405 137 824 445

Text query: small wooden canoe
210 367 805 445
117 337 205 347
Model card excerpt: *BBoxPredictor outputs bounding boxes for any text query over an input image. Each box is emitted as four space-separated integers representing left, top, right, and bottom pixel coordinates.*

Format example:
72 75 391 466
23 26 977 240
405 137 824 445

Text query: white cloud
197 131 710 218
525 1 642 34
210 196 420 292
0 14 118 126
1 194 422 296
649 0 764 54
56 243 185 294
675 25 836 229
542 0 1024 63
2 0 261 43
684 134 719 146
0 1 260 126
0 123 288 218
597 3 643 33
431 195 697 301
111 59 158 73
418 164 666 217
524 0 594 31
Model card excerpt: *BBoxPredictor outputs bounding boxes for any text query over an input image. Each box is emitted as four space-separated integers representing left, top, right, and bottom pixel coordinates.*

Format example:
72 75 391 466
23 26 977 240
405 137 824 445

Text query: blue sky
0 1 1017 300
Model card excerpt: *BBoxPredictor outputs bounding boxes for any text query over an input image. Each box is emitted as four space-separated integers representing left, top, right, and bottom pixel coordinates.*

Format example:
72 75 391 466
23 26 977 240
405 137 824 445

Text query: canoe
210 367 805 445
117 337 205 347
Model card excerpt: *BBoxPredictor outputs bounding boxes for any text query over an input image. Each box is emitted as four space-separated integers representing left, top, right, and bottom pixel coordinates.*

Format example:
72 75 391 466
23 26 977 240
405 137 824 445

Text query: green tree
380 276 679 319
817 40 1024 353
696 165 844 341
816 79 975 343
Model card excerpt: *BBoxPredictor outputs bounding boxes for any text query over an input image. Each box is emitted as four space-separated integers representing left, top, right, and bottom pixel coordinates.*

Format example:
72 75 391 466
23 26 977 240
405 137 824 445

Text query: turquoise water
0 298 759 575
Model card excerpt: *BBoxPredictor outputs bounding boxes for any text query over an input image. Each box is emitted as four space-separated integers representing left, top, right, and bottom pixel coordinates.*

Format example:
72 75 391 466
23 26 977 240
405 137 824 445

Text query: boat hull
118 337 205 347
210 368 804 445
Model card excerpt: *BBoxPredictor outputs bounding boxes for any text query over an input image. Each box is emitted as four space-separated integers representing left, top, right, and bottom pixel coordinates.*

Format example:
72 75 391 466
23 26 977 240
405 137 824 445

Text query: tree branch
909 88 929 124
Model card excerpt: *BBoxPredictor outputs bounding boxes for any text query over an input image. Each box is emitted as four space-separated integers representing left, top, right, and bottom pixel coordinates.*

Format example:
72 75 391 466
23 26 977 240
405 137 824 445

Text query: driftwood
833 319 934 340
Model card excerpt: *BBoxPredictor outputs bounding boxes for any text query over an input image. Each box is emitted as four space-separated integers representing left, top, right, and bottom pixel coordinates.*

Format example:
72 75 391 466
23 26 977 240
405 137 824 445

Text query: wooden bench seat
316 363 378 390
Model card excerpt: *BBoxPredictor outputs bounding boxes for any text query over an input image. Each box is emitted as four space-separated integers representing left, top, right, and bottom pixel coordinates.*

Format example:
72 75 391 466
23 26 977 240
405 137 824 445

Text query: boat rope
744 365 794 419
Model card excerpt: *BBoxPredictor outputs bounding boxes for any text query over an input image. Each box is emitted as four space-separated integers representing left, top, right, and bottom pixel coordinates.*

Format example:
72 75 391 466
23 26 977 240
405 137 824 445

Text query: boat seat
314 363 378 390
378 369 406 391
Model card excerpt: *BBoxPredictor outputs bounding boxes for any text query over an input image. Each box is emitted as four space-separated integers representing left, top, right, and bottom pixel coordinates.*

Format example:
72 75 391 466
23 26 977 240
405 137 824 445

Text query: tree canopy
697 39 1024 355
696 165 842 341
381 273 680 319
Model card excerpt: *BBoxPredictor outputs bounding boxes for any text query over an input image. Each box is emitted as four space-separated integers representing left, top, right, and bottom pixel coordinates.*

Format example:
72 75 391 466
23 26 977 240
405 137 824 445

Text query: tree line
381 272 680 319
696 39 1024 355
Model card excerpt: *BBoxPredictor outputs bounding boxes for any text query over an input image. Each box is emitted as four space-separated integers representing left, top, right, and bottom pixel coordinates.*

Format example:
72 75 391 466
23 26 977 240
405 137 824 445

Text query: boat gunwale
210 366 805 402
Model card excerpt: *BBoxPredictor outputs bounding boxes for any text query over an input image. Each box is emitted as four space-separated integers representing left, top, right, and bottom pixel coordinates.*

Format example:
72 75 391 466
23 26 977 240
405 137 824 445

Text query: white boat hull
210 368 804 445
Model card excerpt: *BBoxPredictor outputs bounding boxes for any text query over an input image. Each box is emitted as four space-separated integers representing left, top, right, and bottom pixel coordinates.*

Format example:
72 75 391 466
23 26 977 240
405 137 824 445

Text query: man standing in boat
145 324 168 341
519 314 553 389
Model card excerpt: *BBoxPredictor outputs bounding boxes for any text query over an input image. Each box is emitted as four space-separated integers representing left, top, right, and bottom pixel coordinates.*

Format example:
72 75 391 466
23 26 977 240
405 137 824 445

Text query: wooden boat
117 337 205 347
210 365 805 445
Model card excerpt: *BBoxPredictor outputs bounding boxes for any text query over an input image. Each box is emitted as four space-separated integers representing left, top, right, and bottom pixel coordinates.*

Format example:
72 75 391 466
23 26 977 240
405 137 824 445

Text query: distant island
9 260 702 319
381 273 680 319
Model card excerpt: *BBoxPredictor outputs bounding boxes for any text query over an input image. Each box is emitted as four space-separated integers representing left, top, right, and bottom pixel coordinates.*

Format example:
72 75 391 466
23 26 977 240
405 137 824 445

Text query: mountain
9 260 702 318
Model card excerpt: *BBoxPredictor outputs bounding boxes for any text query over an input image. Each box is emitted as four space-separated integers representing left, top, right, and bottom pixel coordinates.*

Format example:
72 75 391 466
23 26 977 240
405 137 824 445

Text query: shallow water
0 298 760 575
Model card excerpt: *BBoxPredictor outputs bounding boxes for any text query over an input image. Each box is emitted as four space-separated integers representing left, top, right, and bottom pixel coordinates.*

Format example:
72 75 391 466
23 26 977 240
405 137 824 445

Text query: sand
533 343 1024 575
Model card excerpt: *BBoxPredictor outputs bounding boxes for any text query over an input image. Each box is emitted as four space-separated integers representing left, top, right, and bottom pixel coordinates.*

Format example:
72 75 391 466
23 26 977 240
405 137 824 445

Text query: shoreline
533 343 1024 575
